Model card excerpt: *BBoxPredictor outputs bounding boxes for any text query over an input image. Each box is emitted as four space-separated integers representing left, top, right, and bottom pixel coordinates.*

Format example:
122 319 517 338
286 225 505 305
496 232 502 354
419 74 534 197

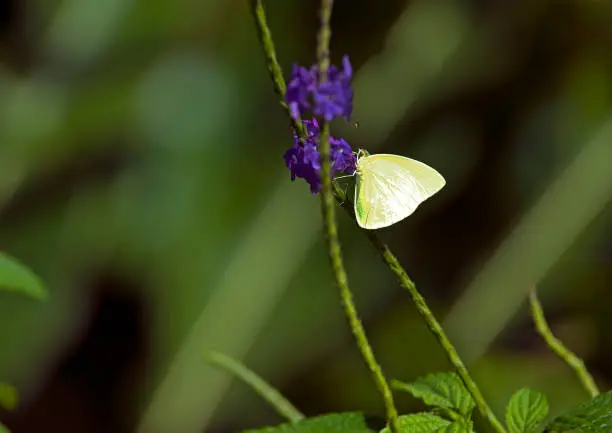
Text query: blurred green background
1 0 612 432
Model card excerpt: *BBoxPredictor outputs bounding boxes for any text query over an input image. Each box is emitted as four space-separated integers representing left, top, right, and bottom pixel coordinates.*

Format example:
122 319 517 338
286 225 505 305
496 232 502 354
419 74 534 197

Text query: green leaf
0 383 18 411
241 412 378 432
0 422 9 433
545 390 612 432
436 420 472 433
0 252 47 300
392 372 475 415
505 388 549 433
380 413 452 433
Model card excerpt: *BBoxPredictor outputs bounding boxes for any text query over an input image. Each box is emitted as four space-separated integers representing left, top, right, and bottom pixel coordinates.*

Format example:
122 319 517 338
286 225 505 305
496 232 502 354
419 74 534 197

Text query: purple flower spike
285 56 354 122
313 56 354 122
286 64 317 121
283 140 321 194
283 118 357 194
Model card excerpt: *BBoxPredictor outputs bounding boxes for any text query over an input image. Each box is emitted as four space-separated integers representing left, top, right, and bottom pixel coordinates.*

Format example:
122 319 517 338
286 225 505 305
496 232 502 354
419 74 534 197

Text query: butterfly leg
333 174 354 181
333 175 353 206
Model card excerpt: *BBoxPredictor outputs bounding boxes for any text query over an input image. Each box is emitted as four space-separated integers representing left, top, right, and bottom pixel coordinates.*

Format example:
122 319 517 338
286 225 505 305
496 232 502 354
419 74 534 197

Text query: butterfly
349 149 445 230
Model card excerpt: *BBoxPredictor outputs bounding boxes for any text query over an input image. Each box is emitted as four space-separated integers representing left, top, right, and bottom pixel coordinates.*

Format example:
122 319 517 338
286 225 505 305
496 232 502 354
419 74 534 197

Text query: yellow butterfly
351 150 445 230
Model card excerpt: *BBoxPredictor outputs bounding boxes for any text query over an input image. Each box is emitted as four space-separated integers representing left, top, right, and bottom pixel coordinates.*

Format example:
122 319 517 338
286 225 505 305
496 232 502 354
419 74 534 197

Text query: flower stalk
366 230 506 433
314 1 399 432
251 2 501 432
334 198 505 432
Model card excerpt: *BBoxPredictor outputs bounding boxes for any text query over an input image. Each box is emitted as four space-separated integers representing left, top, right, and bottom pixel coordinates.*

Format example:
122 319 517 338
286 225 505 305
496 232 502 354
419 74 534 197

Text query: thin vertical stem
528 288 599 398
315 1 399 432
205 351 305 423
316 0 333 75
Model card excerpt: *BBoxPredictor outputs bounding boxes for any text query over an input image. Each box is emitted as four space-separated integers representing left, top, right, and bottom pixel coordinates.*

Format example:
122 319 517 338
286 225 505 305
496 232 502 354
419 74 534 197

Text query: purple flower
284 139 322 193
303 118 320 139
313 56 353 122
286 64 317 120
330 137 356 174
286 56 354 122
283 118 357 194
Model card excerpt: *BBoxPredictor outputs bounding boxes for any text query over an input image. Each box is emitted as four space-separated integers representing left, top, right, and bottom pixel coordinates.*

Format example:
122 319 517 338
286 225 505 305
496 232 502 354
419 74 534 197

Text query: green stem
314 2 399 432
205 351 305 423
335 194 506 431
316 0 333 76
364 228 506 433
322 125 400 433
528 288 599 398
250 0 306 139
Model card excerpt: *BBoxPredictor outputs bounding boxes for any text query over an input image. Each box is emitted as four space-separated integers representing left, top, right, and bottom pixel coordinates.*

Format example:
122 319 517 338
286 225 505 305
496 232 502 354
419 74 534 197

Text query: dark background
0 0 611 432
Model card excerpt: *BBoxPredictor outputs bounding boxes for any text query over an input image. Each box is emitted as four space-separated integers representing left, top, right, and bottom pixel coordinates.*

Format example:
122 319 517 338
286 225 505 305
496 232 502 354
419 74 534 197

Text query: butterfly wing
354 154 445 229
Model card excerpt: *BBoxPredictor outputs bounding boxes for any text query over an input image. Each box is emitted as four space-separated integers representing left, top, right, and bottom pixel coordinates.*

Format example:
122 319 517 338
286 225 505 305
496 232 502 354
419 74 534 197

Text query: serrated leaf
380 412 452 433
393 372 475 415
430 407 465 423
0 383 18 411
505 388 549 433
0 422 9 433
0 252 47 300
241 412 378 432
545 390 612 432
436 421 472 433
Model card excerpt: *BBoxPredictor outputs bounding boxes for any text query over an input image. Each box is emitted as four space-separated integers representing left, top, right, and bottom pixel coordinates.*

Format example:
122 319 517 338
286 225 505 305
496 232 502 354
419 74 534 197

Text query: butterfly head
353 149 371 175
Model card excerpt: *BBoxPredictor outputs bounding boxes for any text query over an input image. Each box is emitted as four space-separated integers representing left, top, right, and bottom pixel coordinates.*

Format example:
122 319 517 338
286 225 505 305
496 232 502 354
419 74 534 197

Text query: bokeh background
1 0 612 432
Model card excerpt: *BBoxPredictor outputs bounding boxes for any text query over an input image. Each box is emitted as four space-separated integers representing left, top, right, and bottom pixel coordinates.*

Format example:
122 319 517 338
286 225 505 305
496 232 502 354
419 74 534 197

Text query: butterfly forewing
354 154 445 229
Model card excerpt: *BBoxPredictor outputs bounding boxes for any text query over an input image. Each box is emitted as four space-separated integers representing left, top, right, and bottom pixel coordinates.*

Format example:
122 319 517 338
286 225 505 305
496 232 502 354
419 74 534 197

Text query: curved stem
335 194 505 431
367 233 505 432
205 351 304 423
528 287 599 398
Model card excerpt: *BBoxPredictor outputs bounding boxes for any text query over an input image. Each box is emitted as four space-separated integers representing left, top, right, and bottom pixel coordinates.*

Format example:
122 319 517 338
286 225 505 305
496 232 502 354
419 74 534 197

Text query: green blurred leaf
0 252 47 300
380 413 451 433
392 372 475 415
241 412 377 432
545 390 612 432
0 422 9 433
505 388 548 433
0 382 17 410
